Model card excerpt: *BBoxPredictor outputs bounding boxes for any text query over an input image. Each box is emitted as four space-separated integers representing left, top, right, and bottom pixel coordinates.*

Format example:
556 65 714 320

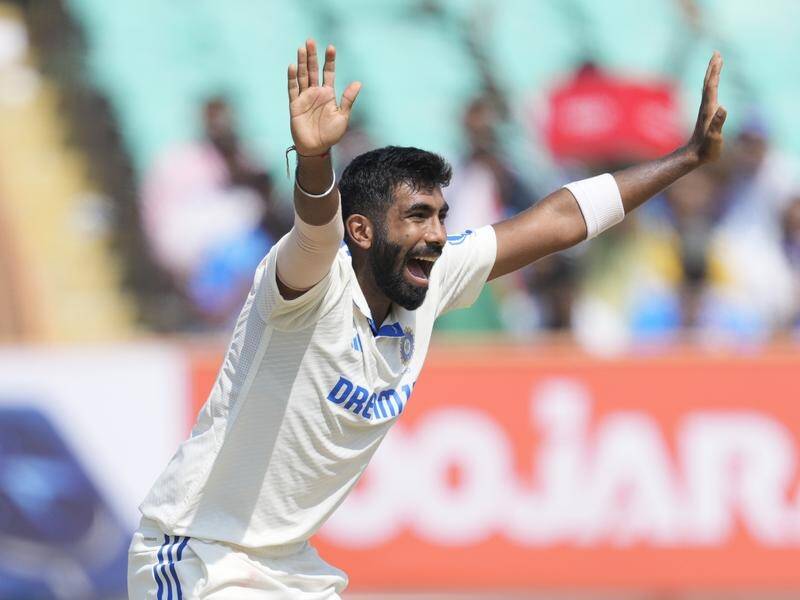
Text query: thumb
709 105 727 134
340 81 362 114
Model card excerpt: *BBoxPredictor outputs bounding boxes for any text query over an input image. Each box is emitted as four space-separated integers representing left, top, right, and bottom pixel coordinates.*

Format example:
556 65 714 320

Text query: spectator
715 113 799 236
572 212 684 353
779 194 800 332
692 117 800 342
663 169 718 329
445 95 532 232
573 158 798 352
522 254 579 331
141 98 290 328
442 95 547 335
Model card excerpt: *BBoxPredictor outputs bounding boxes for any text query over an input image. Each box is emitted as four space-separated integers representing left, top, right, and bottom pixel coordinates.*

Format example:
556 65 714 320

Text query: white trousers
127 519 347 599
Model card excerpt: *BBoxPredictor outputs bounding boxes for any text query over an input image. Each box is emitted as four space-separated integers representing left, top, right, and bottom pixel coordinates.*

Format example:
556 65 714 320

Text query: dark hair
339 146 452 230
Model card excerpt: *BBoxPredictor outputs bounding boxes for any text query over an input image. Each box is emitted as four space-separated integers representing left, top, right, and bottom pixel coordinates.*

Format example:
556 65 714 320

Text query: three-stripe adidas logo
152 535 190 600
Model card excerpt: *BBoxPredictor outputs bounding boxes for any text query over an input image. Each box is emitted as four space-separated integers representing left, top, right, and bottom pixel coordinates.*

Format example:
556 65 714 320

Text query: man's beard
369 229 429 311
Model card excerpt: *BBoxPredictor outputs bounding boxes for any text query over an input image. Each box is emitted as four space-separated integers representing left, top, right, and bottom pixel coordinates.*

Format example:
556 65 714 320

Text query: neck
352 256 392 326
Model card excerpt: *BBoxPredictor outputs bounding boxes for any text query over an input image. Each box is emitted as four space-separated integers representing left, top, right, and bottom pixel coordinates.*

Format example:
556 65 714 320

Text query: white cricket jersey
140 225 497 549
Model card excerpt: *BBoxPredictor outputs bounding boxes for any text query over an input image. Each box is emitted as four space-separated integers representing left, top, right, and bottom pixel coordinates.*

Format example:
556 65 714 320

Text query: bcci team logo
400 327 415 365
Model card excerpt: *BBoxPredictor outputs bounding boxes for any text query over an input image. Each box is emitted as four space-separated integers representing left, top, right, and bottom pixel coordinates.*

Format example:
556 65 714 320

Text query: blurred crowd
141 98 291 327
140 82 800 351
3 0 800 350
453 101 800 350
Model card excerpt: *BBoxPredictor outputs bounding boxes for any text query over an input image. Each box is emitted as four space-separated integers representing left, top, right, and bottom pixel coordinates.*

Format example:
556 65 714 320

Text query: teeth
416 257 436 262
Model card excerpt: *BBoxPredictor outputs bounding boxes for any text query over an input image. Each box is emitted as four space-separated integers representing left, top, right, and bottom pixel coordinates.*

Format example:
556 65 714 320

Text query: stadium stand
65 0 800 173
6 0 794 339
0 3 135 341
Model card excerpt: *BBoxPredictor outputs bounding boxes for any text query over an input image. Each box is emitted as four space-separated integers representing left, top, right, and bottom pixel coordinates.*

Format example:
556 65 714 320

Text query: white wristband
563 173 625 240
295 169 336 198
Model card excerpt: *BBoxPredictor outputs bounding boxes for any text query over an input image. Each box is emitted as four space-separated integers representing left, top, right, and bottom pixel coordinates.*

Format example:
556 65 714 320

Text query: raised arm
489 52 726 280
277 39 361 299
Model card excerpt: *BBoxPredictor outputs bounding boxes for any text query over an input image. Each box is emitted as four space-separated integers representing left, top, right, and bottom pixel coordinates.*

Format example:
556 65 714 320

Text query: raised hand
288 39 361 156
688 51 727 164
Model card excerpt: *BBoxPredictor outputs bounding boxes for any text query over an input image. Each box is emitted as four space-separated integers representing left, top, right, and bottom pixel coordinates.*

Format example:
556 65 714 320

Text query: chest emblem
400 327 415 365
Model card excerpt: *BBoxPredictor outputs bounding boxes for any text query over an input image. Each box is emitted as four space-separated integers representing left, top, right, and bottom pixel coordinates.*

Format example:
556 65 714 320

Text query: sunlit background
1 0 800 598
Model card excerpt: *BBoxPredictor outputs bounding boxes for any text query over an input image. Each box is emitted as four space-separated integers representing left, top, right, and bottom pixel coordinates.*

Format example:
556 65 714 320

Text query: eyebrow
405 202 449 214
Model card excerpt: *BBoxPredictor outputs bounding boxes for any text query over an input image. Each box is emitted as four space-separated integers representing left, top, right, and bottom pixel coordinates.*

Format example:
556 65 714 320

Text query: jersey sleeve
433 225 497 317
253 234 347 329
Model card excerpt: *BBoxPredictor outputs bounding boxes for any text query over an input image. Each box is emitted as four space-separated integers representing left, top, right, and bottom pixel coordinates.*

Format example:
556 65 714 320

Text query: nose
426 216 446 248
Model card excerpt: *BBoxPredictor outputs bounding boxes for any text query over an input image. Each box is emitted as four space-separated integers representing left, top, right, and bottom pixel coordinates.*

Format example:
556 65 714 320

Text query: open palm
288 40 361 156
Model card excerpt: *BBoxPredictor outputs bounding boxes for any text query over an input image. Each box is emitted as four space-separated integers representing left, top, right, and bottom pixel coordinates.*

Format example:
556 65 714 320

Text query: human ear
345 214 373 250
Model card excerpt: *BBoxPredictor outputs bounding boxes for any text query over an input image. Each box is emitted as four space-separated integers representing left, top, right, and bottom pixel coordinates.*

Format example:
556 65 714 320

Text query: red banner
543 65 683 163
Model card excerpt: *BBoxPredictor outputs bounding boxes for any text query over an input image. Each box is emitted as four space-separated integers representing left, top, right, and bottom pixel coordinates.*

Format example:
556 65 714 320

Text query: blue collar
366 319 404 338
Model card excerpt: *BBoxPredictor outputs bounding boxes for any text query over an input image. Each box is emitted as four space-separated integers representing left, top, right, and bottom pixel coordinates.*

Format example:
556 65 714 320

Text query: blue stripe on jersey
153 536 168 600
160 535 173 600
167 537 183 600
176 536 190 561
175 536 190 599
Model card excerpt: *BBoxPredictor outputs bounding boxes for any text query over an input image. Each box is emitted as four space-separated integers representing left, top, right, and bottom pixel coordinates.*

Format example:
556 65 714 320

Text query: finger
297 45 308 92
709 105 727 134
322 44 336 88
306 39 319 87
702 52 714 91
702 52 722 106
287 64 299 101
708 51 723 108
340 81 362 114
699 51 722 125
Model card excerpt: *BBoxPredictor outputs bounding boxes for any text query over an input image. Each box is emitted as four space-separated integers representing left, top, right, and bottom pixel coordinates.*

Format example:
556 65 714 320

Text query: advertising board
308 346 800 589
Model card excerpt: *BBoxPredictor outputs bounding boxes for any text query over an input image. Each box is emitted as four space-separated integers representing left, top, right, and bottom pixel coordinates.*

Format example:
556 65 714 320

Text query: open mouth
404 255 437 287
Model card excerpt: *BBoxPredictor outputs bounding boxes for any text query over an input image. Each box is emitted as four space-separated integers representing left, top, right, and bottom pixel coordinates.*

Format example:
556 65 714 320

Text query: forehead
389 183 446 212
